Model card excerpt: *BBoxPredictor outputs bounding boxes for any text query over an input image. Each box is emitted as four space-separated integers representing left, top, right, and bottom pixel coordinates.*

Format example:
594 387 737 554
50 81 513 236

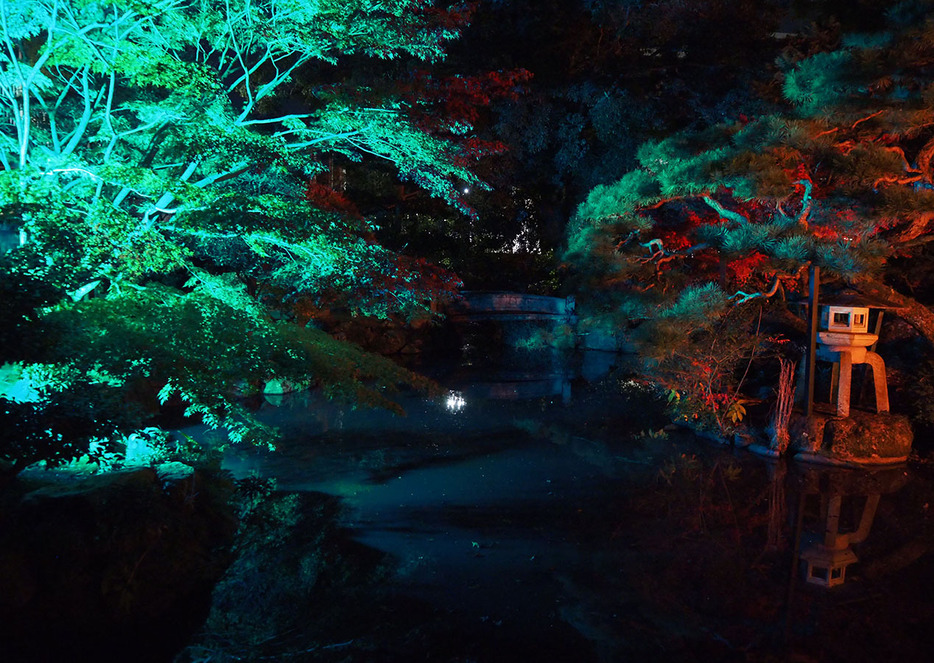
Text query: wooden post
804 266 820 417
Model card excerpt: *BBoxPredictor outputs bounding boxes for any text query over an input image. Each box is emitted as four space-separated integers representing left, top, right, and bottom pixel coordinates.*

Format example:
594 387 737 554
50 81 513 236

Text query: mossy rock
790 409 913 465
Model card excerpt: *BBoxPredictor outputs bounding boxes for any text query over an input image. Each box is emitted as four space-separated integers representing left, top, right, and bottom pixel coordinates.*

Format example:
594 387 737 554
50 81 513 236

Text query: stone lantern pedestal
816 330 888 418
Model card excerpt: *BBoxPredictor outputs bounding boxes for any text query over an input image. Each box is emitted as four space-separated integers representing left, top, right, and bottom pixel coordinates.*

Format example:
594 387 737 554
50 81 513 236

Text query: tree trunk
854 276 934 348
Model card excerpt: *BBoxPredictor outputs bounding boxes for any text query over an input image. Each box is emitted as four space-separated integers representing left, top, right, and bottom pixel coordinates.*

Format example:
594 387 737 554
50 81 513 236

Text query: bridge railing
446 291 576 323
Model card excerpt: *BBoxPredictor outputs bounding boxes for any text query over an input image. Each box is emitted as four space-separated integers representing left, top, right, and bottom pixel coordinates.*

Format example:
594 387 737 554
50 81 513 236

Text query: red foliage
811 209 877 241
789 163 811 183
453 137 510 166
655 229 692 251
389 254 462 300
651 209 713 253
305 181 362 219
404 68 533 126
285 252 461 326
810 223 841 240
726 251 768 285
421 1 479 31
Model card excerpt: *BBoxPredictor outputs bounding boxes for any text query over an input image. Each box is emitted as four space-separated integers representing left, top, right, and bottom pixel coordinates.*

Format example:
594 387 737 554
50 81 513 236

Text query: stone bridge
446 291 576 325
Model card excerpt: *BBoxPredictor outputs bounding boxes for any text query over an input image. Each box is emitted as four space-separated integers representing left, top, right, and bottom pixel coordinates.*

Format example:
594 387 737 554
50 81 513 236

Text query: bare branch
634 237 711 278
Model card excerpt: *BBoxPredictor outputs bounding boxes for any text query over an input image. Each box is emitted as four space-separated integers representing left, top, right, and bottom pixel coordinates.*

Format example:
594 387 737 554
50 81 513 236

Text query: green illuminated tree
0 0 483 474
567 0 934 428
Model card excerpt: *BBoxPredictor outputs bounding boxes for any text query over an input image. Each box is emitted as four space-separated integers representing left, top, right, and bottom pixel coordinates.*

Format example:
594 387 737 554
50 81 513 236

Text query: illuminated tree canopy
0 0 484 473
567 1 934 426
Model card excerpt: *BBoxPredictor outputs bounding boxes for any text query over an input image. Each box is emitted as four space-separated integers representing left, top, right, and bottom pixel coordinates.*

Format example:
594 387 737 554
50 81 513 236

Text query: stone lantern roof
816 290 904 310
788 289 904 312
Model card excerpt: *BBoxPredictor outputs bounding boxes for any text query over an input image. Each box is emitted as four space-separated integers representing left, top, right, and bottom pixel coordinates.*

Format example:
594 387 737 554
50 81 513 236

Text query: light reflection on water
445 390 467 413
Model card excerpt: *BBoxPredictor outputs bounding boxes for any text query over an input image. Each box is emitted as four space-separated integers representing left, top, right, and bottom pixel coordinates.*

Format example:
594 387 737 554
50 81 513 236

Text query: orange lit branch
890 211 934 245
873 173 923 188
636 238 710 273
916 136 934 182
851 109 885 131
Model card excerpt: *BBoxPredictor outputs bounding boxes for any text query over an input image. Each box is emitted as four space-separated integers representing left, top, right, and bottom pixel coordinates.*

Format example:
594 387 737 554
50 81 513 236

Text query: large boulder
789 408 913 465
0 466 236 662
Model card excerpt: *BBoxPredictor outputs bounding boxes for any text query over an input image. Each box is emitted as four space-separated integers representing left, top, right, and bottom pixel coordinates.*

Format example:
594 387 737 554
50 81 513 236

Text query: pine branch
729 277 783 305
702 195 749 225
917 136 934 182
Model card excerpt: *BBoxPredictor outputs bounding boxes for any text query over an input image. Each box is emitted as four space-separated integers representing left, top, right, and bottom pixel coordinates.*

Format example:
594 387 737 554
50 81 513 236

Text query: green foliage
514 323 577 352
570 170 660 237
0 378 135 474
783 51 860 117
0 0 477 473
40 287 429 443
658 284 729 324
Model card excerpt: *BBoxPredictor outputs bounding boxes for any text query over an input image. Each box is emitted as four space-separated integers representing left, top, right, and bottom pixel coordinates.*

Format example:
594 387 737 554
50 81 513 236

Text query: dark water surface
191 352 934 662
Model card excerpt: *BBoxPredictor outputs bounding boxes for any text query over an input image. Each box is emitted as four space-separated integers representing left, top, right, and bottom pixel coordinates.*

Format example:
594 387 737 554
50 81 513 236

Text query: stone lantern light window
822 305 870 333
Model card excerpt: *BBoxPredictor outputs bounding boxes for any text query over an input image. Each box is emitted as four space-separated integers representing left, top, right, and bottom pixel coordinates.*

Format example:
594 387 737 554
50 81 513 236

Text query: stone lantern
800 484 879 587
789 289 913 465
815 297 889 418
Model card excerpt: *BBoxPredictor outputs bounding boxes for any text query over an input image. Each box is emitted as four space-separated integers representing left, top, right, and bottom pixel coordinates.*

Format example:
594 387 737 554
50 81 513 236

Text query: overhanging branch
729 277 783 305
702 196 749 225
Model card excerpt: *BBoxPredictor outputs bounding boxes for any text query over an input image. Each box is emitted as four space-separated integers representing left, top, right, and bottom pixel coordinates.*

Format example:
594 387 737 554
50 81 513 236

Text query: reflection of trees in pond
594 451 930 660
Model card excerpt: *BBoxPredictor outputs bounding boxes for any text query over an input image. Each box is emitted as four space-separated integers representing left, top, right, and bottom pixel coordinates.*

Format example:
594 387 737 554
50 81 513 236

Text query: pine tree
568 0 934 428
0 0 482 474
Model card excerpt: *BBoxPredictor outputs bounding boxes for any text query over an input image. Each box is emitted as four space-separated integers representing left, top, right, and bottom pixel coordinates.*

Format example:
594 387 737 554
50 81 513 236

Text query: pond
181 349 934 662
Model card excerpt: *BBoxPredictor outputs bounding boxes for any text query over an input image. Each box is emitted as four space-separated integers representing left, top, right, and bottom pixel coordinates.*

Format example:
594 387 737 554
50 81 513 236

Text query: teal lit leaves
37 287 432 450
573 169 661 228
783 51 860 117
658 283 729 323
0 0 477 470
298 102 488 213
0 379 135 474
771 235 810 263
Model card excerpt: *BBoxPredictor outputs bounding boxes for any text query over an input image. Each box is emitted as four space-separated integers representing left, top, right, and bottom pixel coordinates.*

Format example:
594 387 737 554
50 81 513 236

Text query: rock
789 408 913 465
0 466 236 662
156 460 196 484
264 377 312 396
733 430 757 448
